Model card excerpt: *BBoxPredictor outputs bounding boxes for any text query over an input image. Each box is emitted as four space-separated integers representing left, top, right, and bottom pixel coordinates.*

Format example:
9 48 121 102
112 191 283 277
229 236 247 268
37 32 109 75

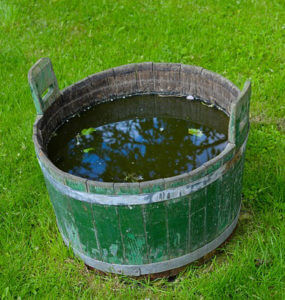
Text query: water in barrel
47 95 229 182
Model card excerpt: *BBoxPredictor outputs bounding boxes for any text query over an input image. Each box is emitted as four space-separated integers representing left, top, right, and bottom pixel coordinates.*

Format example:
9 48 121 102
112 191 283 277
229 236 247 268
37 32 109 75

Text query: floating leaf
123 173 143 182
188 128 204 137
83 147 95 153
201 101 214 107
81 128 96 136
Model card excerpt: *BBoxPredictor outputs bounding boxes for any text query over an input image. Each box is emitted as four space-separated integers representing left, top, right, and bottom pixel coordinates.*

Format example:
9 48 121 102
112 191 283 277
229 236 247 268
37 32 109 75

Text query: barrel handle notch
28 57 60 115
229 80 251 147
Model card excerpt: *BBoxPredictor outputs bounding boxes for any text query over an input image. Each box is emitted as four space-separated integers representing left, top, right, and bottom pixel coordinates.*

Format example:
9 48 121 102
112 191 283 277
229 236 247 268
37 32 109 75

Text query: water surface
47 95 229 182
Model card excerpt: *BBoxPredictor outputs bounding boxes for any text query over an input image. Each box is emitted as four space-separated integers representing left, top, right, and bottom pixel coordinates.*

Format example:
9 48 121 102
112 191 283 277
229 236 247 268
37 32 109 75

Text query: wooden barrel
29 58 251 277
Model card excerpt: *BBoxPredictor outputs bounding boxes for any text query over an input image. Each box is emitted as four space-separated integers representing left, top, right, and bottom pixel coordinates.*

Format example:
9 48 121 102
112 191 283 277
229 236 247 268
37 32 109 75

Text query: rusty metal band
59 205 240 276
38 138 246 206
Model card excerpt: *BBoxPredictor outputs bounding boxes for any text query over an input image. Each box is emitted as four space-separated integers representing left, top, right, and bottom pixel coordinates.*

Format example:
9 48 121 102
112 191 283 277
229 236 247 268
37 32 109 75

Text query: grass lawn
0 0 284 298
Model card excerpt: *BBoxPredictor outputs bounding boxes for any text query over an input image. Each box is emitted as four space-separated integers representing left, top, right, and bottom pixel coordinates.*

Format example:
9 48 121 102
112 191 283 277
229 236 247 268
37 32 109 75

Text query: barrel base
85 220 238 280
60 207 240 278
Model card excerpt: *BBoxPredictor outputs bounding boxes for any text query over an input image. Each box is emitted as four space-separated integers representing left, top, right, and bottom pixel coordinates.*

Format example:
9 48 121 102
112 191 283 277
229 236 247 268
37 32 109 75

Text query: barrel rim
38 138 247 206
33 62 242 194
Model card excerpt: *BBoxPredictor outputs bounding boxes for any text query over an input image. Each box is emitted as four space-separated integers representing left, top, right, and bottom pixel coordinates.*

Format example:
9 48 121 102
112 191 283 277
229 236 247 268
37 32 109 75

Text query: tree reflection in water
47 95 228 182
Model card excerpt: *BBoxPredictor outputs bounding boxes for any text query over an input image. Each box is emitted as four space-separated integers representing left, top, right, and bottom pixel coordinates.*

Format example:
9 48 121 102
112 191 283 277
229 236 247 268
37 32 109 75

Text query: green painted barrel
29 58 251 276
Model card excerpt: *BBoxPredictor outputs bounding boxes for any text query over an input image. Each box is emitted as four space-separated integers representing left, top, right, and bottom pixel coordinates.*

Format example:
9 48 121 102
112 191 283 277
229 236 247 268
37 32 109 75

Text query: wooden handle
229 80 251 147
28 57 60 115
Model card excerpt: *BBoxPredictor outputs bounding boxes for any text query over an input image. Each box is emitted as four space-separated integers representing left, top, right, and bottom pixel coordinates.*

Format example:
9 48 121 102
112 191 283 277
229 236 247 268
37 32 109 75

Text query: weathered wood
30 59 251 277
229 81 251 147
28 58 60 114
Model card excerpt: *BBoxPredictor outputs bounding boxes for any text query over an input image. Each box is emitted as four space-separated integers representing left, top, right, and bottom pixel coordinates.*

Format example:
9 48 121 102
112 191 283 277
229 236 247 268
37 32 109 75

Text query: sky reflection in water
48 95 228 182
